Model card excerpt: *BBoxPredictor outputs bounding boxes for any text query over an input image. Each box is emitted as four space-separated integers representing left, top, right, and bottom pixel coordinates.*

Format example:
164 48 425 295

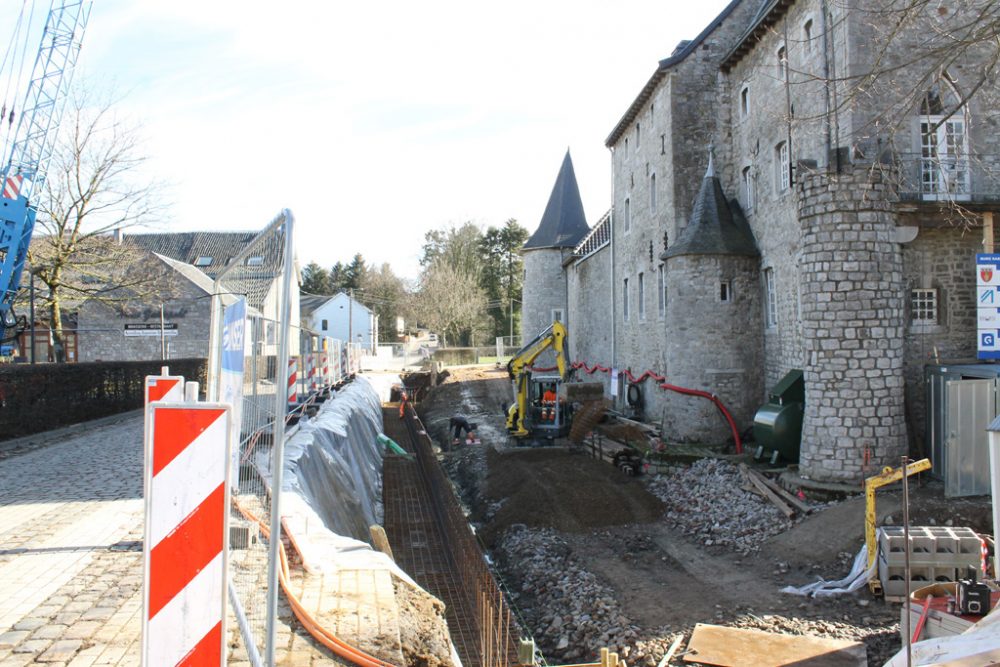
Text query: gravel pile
499 526 676 666
646 459 797 554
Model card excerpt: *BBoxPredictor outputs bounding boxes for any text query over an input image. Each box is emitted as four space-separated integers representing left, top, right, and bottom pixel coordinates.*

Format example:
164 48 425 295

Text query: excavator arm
505 321 569 437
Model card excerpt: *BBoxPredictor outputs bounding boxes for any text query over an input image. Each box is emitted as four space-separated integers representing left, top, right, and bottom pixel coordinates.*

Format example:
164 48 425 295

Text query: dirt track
417 366 993 666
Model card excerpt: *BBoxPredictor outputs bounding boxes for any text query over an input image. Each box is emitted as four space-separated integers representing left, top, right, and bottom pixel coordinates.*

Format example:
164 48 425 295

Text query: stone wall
77 284 212 363
521 248 569 342
900 225 980 453
662 254 763 443
798 166 908 482
567 246 612 372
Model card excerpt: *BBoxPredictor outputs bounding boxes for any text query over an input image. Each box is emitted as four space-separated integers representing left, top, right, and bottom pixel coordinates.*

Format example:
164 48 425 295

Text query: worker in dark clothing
449 416 477 446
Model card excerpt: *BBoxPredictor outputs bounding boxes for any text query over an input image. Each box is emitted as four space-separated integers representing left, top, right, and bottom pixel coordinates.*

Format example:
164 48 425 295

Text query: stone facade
524 0 997 483
522 248 570 341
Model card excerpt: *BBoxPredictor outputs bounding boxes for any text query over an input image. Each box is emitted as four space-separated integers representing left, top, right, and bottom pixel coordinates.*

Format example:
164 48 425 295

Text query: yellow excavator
505 321 573 441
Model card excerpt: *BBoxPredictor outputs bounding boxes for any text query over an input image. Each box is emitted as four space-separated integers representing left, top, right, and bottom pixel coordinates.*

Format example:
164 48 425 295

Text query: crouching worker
449 415 478 447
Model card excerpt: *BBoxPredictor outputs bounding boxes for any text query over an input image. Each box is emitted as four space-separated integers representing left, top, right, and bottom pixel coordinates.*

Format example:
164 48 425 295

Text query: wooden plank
683 624 867 667
740 464 795 518
754 471 813 515
657 635 684 667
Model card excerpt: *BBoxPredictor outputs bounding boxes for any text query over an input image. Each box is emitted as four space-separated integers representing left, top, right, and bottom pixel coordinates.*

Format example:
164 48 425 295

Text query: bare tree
417 260 489 347
24 89 167 360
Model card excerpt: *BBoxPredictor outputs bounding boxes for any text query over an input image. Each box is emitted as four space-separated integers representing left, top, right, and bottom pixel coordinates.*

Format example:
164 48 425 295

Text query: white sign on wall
976 254 1000 360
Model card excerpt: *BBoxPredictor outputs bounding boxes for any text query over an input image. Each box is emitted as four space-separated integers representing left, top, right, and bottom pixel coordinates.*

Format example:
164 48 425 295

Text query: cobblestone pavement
0 415 345 666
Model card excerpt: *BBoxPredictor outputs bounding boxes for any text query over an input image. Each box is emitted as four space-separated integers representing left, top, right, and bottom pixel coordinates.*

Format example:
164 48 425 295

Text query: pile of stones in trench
646 458 806 554
499 526 676 666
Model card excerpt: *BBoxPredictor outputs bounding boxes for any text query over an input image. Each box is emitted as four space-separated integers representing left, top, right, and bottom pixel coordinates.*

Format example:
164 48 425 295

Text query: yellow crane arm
865 457 931 593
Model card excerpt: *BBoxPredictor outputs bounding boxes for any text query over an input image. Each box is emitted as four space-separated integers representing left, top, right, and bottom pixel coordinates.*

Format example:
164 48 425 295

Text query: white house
301 292 378 350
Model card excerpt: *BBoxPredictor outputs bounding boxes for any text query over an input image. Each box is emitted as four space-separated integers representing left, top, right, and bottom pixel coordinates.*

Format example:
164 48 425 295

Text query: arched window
919 77 970 199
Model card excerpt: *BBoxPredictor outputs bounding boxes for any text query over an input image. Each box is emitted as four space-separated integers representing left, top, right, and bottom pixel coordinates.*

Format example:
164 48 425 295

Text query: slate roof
524 151 590 250
153 254 243 308
661 158 758 259
300 294 331 317
721 0 794 72
123 231 260 278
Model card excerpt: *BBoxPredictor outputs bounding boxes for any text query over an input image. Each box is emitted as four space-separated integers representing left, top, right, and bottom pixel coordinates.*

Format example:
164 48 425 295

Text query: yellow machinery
505 321 571 440
865 457 932 594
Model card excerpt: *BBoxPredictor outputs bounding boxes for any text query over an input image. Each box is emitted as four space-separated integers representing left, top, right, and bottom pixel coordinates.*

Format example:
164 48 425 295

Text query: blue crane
0 1 91 355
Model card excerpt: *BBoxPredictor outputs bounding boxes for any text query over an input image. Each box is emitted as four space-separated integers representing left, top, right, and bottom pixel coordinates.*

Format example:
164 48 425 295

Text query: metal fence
205 210 365 665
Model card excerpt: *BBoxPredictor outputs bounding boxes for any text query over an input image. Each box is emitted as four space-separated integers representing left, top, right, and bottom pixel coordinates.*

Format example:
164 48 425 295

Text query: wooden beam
740 464 795 518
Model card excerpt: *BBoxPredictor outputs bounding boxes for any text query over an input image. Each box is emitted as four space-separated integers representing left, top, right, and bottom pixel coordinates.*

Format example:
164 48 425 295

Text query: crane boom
0 1 91 347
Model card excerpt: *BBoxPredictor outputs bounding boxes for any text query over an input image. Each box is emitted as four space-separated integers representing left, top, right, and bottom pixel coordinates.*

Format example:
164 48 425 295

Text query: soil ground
416 366 995 667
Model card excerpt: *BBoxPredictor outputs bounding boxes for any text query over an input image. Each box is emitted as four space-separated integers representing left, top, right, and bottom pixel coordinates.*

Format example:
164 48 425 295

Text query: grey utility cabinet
925 363 1000 497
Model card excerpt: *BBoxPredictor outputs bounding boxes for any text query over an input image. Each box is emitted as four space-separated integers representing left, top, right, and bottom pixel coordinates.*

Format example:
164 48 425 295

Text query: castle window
911 288 938 324
649 173 657 213
660 134 666 155
635 122 640 149
804 19 813 46
657 264 665 318
551 308 564 323
777 45 787 78
638 272 646 320
742 166 754 210
776 141 790 191
624 197 631 233
740 87 750 118
720 280 732 303
764 268 777 328
623 278 630 321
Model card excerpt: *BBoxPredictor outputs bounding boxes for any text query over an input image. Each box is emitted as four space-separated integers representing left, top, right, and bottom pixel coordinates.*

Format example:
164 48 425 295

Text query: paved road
0 415 147 666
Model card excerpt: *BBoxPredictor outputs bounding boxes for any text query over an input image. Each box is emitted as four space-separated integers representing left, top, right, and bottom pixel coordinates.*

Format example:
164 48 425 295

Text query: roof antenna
706 143 715 178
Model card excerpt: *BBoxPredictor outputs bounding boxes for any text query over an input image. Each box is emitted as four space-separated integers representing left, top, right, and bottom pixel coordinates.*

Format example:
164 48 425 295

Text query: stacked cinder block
878 526 985 599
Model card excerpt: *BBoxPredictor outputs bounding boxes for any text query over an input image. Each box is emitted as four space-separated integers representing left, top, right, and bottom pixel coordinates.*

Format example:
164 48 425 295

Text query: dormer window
194 256 212 267
246 256 264 266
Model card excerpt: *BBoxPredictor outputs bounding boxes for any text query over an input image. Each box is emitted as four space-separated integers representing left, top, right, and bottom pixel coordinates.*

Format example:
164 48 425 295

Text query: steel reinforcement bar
401 403 522 667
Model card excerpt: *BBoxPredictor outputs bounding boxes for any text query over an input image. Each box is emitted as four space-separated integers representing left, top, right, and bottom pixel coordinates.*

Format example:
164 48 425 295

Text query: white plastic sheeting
280 376 386 541
781 540 876 598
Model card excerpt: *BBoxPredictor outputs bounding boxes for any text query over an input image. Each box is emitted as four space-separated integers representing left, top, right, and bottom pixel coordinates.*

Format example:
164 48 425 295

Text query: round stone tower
797 166 907 483
661 160 764 443
521 150 590 340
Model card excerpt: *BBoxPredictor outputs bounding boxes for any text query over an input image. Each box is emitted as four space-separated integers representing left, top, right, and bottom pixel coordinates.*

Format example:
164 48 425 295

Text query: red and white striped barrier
307 350 318 391
320 349 330 387
287 357 298 406
145 368 184 405
3 174 24 200
142 400 231 666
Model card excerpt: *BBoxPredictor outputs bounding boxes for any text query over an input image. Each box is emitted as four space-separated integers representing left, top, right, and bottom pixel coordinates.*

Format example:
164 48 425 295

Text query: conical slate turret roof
662 156 758 259
524 150 590 250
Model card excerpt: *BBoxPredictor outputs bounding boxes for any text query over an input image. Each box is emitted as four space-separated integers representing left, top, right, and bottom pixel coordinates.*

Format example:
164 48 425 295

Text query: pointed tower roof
661 157 758 260
524 150 590 250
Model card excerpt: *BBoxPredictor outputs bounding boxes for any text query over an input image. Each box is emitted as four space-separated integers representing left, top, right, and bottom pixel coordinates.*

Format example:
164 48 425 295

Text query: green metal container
752 369 805 462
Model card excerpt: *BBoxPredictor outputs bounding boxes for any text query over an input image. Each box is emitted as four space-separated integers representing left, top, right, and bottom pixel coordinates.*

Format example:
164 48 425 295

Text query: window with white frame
638 272 645 320
623 278 630 321
776 141 790 191
911 289 938 324
657 264 665 317
777 45 787 78
740 87 750 118
624 197 631 233
650 173 657 213
920 115 970 198
551 308 564 323
742 166 754 210
764 268 777 327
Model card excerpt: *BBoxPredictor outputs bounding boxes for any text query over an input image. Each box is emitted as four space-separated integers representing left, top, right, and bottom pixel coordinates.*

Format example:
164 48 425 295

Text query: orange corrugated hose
232 498 400 667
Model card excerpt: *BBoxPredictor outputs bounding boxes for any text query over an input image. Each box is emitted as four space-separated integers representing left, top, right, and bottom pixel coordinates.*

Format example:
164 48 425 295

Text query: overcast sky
1 0 730 280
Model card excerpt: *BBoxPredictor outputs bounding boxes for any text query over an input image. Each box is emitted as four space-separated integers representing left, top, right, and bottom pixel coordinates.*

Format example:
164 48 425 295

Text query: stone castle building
523 0 999 483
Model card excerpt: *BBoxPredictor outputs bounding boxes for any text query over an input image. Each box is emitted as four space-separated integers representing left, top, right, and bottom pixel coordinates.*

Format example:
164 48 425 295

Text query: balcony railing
894 152 1000 203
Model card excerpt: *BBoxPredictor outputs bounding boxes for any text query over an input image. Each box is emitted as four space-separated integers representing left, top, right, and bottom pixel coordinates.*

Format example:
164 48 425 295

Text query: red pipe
569 361 743 453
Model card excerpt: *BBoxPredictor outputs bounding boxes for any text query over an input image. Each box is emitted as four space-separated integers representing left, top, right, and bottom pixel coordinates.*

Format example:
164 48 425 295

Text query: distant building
13 313 78 363
301 292 378 351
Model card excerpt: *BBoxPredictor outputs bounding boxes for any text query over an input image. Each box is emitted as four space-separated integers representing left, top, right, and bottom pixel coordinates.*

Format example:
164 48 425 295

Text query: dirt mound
483 447 664 541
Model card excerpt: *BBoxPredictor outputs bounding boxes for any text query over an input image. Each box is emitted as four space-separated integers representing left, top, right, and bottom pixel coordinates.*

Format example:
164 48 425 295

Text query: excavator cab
505 322 573 443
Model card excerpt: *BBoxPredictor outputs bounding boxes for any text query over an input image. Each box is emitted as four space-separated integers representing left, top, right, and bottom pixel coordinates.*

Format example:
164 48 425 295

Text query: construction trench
291 368 997 667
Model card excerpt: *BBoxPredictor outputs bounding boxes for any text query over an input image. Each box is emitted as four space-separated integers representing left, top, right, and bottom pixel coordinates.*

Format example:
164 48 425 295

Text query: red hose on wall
570 361 743 454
